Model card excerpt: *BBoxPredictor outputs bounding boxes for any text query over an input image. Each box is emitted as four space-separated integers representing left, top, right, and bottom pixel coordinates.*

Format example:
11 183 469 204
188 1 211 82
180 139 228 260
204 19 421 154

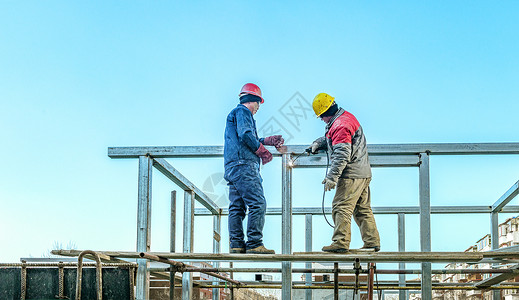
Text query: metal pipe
182 190 195 300
76 250 103 300
172 267 519 275
170 190 176 300
194 205 519 216
333 262 338 300
305 213 312 300
282 153 293 300
419 152 432 300
55 249 504 262
368 263 375 300
192 283 519 290
398 213 406 300
212 213 222 300
136 155 152 300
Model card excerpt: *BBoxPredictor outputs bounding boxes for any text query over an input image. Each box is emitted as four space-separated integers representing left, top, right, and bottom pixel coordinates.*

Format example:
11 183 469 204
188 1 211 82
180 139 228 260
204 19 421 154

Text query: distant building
432 217 519 300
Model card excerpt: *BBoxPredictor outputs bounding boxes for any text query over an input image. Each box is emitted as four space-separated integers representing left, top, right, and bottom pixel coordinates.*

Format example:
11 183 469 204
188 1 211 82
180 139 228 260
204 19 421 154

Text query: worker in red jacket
309 92 380 253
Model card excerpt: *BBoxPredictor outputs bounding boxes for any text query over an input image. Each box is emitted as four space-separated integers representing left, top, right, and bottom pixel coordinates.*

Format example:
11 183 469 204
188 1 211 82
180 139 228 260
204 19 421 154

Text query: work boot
322 244 349 253
246 245 275 254
230 248 245 254
359 245 380 252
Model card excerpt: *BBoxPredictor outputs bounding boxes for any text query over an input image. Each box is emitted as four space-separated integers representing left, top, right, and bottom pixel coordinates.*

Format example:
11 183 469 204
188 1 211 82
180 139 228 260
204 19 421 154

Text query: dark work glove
263 135 285 148
255 144 273 165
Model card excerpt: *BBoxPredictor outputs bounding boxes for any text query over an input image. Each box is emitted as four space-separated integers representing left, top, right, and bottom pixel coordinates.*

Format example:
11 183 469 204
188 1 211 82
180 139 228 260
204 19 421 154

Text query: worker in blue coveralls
224 83 284 254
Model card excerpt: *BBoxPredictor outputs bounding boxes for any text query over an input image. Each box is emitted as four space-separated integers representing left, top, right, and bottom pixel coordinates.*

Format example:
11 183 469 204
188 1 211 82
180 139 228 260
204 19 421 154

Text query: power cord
322 150 334 228
291 148 334 228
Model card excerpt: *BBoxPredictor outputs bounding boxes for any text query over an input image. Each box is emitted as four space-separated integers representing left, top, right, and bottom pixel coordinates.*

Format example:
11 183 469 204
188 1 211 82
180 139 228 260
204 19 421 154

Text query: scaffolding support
136 155 152 300
419 152 432 300
102 143 519 299
170 191 176 300
282 153 293 299
182 190 195 300
212 213 221 300
305 214 312 300
398 213 407 300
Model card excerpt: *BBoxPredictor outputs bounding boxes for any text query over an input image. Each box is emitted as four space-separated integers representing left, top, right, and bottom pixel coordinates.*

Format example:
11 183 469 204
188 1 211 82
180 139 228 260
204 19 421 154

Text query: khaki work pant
331 178 380 249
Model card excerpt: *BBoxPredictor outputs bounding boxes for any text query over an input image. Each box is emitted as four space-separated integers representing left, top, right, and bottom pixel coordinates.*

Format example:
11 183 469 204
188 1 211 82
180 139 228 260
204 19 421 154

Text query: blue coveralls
224 104 267 250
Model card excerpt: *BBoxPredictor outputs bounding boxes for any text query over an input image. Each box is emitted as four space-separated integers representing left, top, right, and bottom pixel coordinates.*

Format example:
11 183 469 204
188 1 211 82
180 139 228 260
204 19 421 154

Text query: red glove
263 135 284 148
255 144 273 165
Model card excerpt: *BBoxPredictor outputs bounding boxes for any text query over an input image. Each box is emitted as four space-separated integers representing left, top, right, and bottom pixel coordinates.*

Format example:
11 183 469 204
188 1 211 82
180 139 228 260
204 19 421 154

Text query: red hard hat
239 83 264 103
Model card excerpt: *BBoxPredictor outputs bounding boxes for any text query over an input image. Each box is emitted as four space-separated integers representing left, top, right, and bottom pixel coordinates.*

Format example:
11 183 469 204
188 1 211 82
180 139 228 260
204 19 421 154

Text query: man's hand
256 144 273 165
310 141 321 154
264 135 284 148
322 178 337 191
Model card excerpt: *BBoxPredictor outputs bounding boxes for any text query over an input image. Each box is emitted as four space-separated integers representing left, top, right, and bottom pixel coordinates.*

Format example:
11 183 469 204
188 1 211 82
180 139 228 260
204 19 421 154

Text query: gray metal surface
398 213 406 300
212 214 221 300
282 154 293 299
136 155 152 300
492 180 519 212
182 191 195 300
305 214 312 300
170 191 176 300
153 158 219 214
194 205 519 216
475 264 519 288
108 143 519 158
419 153 431 300
293 154 420 168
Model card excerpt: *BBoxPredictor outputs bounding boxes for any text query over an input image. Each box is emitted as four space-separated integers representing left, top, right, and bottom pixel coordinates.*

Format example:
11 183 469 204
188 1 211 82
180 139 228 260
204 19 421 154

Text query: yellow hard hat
312 93 335 117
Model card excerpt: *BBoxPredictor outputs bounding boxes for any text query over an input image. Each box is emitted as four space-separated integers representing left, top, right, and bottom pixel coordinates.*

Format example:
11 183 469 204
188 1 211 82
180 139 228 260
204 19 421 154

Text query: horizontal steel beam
152 158 219 214
108 143 519 159
475 264 519 288
194 205 519 216
492 180 519 212
293 155 420 168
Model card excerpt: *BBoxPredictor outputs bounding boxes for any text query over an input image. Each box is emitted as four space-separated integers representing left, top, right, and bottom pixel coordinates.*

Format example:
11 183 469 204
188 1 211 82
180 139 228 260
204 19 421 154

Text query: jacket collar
325 108 345 132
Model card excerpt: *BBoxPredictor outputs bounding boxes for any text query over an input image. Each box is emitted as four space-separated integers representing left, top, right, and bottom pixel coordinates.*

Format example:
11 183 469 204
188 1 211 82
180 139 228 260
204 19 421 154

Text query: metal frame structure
106 143 519 300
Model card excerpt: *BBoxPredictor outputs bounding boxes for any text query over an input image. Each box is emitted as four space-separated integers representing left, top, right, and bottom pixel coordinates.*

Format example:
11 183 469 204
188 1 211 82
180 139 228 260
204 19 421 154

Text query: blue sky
1 1 519 284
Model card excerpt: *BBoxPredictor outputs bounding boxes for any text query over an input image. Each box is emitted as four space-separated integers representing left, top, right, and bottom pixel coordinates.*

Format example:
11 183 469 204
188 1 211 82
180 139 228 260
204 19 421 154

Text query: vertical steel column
282 154 293 300
136 155 153 300
419 153 431 300
398 213 406 300
212 212 222 300
491 211 500 300
170 191 176 300
305 214 313 300
182 190 195 300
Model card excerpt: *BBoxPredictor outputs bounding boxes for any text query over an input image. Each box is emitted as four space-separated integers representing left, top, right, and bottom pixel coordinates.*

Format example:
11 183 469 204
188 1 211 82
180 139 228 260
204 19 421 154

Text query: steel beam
492 180 519 212
398 213 406 300
293 154 420 168
136 155 152 300
419 153 431 300
170 191 176 300
108 143 519 159
305 214 312 300
282 154 293 299
182 191 195 300
153 158 219 214
212 214 221 300
476 264 519 288
194 205 519 216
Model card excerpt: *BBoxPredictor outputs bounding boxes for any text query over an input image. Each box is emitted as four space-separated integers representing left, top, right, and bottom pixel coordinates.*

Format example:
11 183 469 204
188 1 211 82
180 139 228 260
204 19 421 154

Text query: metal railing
107 143 519 300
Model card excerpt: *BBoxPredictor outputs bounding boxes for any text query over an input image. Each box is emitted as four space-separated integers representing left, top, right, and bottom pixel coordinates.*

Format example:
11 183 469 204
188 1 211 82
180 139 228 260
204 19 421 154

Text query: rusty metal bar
368 263 375 300
76 250 103 300
139 252 243 286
